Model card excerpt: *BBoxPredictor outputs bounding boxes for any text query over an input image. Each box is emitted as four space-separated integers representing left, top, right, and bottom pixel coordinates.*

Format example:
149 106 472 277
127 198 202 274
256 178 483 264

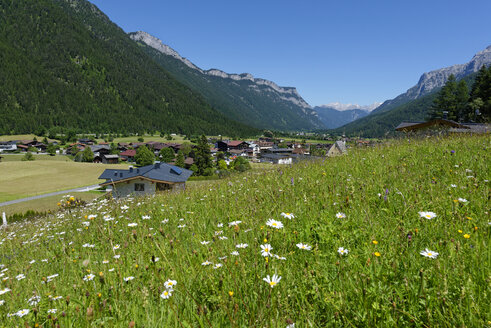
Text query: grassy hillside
0 0 257 136
0 161 128 202
0 135 489 327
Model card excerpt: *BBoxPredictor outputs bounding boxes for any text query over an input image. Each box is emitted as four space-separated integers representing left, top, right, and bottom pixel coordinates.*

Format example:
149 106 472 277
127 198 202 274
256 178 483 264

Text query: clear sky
89 0 490 107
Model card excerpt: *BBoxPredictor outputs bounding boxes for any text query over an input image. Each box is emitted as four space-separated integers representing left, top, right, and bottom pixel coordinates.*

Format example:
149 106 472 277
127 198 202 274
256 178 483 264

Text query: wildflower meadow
0 135 489 327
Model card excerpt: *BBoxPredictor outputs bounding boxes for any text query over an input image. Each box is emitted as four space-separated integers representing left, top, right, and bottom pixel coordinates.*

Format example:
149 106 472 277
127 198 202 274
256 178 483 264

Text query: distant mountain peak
318 102 382 112
129 31 312 110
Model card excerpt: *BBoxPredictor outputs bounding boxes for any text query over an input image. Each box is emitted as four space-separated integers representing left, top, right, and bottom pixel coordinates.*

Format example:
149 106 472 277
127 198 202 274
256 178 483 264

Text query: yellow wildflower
463 234 470 239
374 252 381 257
228 291 234 297
372 240 378 245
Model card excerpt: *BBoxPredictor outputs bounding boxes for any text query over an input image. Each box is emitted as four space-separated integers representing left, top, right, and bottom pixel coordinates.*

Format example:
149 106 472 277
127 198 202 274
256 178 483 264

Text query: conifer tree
159 147 175 163
195 135 212 176
175 150 185 168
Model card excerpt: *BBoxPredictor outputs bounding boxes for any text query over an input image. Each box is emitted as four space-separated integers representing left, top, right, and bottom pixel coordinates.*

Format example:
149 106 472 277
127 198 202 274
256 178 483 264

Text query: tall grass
0 135 489 327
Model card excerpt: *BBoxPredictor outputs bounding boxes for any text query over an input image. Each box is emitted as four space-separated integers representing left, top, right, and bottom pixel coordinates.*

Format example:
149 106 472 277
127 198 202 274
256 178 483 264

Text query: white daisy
160 289 172 299
260 244 273 257
83 274 95 281
418 211 437 220
336 212 346 219
213 264 223 269
128 223 138 227
124 276 134 282
164 279 177 290
15 309 29 317
201 261 212 266
266 219 283 229
235 243 248 249
280 212 295 220
263 274 281 288
420 248 439 259
457 198 468 204
296 243 312 251
337 247 349 256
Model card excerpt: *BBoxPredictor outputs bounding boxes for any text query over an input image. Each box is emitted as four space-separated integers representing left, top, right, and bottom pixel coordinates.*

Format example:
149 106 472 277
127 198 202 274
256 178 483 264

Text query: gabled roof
99 163 193 186
120 149 136 156
227 140 247 147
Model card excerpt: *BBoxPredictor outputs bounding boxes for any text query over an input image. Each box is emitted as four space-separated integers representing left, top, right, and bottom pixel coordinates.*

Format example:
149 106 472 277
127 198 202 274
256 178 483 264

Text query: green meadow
0 161 128 203
0 135 489 327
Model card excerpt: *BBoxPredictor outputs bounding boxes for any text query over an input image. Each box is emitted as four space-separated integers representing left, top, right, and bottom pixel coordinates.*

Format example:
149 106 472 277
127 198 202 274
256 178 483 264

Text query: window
134 183 145 191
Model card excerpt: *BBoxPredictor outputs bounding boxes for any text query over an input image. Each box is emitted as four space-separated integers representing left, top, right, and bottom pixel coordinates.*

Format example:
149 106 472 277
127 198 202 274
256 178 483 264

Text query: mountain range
129 31 323 131
332 45 491 137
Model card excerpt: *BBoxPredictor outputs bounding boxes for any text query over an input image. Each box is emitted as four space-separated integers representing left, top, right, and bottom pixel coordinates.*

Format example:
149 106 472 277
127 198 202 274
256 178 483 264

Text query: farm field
0 161 128 202
0 135 489 327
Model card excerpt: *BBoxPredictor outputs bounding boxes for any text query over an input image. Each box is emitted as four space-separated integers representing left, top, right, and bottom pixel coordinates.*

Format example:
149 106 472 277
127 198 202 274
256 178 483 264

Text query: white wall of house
278 157 293 165
111 179 156 198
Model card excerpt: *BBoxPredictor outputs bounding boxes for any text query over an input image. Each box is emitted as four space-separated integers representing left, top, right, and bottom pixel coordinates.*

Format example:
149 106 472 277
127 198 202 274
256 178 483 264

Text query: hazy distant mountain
320 102 382 112
313 102 381 129
129 31 324 131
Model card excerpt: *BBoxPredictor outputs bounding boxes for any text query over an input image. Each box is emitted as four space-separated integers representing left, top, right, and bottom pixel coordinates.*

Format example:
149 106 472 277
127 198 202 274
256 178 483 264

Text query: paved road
0 184 102 207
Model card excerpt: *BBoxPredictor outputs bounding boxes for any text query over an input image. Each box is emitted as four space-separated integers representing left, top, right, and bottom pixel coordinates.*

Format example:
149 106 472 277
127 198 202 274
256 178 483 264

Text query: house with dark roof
99 162 193 198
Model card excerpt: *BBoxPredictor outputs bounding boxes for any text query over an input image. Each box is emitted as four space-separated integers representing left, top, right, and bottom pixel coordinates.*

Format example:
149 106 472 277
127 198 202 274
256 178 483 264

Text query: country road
0 184 102 207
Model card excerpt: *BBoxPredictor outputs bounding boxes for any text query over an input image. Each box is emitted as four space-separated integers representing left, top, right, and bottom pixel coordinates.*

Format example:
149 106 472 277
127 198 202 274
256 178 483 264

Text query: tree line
429 65 491 122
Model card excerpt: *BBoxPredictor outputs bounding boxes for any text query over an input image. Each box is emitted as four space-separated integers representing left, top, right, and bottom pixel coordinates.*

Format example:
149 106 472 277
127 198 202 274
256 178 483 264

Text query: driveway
0 184 102 207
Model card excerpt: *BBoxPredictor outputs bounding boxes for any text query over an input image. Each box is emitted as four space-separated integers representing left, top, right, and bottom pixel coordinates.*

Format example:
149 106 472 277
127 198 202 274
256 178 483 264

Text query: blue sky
89 0 490 107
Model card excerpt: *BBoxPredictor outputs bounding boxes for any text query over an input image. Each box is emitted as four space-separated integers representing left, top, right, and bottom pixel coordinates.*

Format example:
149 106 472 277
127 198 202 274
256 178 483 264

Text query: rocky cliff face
406 45 491 99
129 31 322 130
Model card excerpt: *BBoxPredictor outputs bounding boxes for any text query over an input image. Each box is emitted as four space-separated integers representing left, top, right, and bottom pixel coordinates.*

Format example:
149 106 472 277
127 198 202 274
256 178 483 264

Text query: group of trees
132 135 251 177
429 65 491 122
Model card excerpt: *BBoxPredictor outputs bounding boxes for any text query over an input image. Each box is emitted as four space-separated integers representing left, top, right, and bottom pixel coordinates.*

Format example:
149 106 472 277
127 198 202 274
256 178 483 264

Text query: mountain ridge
129 31 322 131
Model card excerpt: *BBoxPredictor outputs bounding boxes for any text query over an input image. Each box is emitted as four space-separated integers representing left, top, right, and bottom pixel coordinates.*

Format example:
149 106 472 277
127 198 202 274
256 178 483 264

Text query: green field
0 135 489 327
0 154 71 162
0 134 59 142
0 161 128 202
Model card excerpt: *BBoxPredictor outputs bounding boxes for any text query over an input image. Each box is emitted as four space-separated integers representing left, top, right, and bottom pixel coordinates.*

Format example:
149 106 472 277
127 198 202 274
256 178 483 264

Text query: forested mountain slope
0 0 257 136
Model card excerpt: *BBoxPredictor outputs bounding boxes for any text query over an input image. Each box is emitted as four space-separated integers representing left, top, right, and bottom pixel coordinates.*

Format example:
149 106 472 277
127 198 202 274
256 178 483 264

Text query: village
0 135 357 165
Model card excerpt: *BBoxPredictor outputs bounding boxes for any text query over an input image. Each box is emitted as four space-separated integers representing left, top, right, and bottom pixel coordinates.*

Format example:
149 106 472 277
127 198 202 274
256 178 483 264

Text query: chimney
443 111 448 120
129 166 133 173
154 162 161 169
